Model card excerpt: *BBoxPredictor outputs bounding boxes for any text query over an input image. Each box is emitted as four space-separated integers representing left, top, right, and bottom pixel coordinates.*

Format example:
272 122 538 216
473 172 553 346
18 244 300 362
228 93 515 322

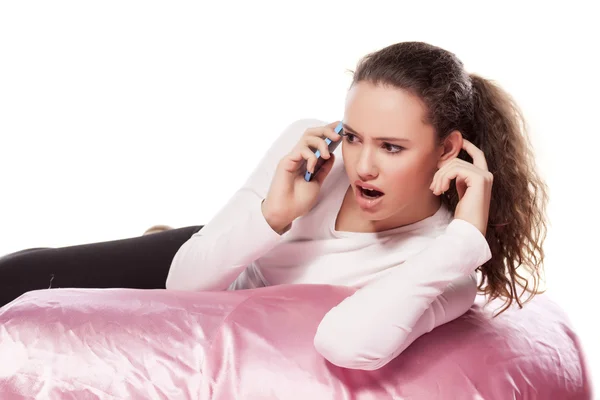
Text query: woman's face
342 81 446 227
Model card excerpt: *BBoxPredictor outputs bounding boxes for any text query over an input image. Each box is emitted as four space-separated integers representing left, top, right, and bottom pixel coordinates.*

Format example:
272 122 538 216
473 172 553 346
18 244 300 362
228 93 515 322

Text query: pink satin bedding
0 284 593 399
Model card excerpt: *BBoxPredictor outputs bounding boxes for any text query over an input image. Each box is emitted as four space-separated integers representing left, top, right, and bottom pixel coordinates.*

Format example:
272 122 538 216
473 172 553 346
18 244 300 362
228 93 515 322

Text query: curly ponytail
466 73 549 314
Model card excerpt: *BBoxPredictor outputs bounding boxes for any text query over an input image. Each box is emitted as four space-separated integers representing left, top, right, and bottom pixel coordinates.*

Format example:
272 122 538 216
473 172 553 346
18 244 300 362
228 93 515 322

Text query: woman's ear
437 130 463 167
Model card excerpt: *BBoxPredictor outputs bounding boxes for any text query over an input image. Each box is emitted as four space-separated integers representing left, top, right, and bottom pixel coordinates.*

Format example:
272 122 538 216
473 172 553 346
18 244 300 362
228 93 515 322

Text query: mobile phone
304 121 345 182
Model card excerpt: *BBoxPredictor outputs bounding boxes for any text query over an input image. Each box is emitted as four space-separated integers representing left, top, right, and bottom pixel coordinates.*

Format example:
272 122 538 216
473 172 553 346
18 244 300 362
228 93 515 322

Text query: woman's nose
356 149 378 180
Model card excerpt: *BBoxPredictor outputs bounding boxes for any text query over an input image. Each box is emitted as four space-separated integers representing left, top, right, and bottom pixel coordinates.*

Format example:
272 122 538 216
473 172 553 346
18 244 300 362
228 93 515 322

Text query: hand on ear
430 135 493 236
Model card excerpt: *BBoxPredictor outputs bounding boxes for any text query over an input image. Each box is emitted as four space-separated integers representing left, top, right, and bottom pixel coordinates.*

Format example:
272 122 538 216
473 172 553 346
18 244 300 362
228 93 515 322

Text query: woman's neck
336 185 442 233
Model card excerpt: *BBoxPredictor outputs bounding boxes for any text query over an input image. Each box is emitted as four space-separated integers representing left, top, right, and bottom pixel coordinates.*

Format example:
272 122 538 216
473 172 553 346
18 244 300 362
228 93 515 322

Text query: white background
1 0 598 392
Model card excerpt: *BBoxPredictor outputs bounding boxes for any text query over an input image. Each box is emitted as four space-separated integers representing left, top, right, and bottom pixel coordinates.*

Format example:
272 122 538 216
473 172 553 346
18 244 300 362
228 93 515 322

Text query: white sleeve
313 218 492 370
165 118 327 291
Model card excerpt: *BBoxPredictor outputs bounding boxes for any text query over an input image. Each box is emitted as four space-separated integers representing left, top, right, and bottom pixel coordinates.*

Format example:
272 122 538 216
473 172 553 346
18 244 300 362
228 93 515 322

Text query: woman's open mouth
354 184 385 210
360 186 384 199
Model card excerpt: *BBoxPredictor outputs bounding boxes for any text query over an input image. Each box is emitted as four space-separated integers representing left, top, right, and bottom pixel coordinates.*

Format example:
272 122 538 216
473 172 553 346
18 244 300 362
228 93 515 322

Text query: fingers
433 168 461 196
313 154 335 184
304 122 343 143
300 122 344 174
300 147 318 173
430 139 490 195
282 147 318 174
430 160 463 194
431 160 451 194
281 121 342 176
305 135 331 160
430 161 491 196
462 139 489 171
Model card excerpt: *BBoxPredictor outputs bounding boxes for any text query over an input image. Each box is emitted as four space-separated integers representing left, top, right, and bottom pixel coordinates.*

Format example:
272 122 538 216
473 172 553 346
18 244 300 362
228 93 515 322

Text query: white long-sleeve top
166 118 493 370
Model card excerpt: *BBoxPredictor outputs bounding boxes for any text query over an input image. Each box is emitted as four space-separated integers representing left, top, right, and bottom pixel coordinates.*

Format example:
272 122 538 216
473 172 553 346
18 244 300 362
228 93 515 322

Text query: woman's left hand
429 138 493 236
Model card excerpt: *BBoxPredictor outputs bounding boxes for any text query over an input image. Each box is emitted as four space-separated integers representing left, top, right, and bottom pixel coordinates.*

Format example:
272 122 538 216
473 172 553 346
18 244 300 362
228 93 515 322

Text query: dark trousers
0 225 204 309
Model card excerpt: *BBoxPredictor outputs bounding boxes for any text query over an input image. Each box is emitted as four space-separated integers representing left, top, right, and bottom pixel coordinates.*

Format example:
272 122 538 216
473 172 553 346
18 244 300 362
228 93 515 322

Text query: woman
0 41 549 370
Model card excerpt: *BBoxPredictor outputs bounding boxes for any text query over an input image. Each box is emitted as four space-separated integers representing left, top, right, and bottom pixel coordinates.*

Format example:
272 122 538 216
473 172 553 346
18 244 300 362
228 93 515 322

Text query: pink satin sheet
0 284 593 399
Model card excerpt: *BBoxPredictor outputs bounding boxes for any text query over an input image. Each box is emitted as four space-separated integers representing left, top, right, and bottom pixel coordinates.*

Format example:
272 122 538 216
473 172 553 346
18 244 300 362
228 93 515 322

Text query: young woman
0 41 549 371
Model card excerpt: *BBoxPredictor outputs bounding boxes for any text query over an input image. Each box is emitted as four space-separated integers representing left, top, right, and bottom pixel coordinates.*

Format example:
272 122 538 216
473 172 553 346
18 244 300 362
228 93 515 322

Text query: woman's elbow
313 324 396 371
165 252 188 291
165 269 187 291
165 271 182 291
165 240 213 291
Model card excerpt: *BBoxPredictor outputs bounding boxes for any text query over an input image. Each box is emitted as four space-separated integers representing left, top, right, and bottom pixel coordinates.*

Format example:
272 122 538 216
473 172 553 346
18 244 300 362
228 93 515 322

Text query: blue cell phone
304 121 345 182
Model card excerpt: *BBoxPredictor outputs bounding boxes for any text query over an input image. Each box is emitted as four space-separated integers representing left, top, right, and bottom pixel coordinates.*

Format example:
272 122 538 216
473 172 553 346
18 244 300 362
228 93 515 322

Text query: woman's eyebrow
342 123 412 142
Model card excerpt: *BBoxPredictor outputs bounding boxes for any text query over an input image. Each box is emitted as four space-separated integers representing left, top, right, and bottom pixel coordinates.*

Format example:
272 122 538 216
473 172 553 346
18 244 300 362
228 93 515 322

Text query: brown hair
350 41 549 316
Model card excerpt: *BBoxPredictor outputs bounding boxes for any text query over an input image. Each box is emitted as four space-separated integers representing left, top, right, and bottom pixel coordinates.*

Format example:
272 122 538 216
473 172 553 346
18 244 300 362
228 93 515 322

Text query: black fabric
0 225 204 309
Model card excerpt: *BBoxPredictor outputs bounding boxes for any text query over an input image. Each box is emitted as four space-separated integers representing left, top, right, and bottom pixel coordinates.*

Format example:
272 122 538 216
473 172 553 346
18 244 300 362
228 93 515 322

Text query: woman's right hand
261 121 342 234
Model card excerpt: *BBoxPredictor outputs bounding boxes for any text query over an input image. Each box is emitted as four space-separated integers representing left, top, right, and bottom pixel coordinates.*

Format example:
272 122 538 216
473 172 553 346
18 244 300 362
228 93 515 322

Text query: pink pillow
0 284 593 399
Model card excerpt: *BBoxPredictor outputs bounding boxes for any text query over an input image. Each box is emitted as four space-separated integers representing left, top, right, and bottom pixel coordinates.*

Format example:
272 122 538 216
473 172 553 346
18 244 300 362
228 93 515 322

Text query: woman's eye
384 143 404 153
345 133 357 143
344 134 403 153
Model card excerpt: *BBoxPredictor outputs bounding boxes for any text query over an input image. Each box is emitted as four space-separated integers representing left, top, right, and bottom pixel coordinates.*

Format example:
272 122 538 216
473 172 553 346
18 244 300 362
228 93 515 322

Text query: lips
355 180 385 196
353 181 385 210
